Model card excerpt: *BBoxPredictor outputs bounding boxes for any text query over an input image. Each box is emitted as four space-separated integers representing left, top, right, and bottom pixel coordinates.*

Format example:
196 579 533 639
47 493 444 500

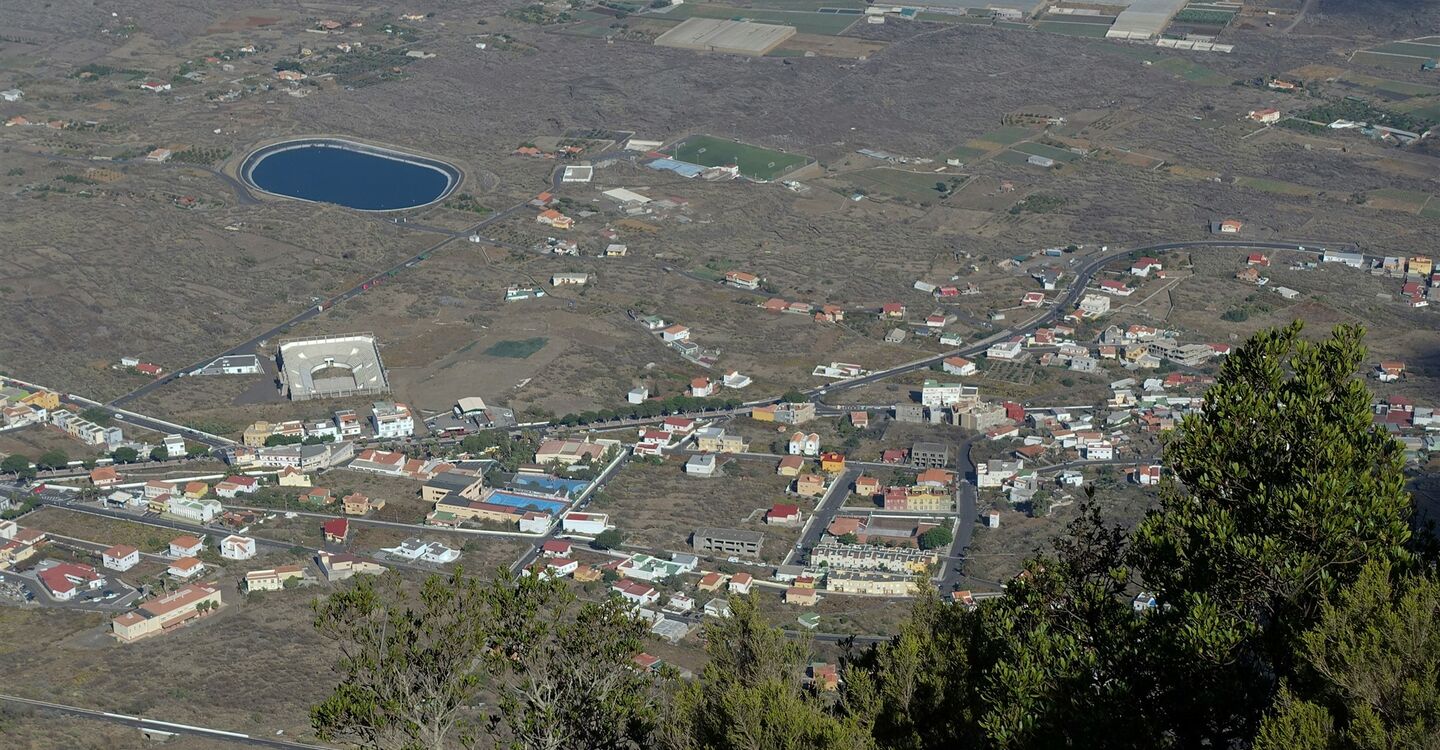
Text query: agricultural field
1353 37 1440 69
847 168 962 205
666 135 811 181
1034 20 1112 38
1232 176 1319 198
1011 142 1083 163
483 337 549 358
654 3 860 35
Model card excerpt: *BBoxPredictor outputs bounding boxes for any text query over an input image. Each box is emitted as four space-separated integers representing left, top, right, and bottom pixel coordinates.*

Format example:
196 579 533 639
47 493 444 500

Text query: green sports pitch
666 136 810 181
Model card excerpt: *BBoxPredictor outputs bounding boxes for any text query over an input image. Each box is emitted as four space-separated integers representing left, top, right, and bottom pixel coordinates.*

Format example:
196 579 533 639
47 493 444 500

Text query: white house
169 536 204 558
1129 257 1162 277
163 434 186 459
421 542 461 564
561 512 609 535
371 402 415 439
942 357 977 377
976 459 1023 488
788 432 821 456
704 598 733 618
551 273 589 286
219 535 257 561
167 496 221 524
613 579 660 606
545 558 579 578
102 544 140 572
921 380 976 408
1078 294 1111 318
168 557 205 579
686 454 718 477
519 512 551 534
1082 441 1114 461
628 386 649 404
722 371 753 389
986 340 1024 360
661 325 690 342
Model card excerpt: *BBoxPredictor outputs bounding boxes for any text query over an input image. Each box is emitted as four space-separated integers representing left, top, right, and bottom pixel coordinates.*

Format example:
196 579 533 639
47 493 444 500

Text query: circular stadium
239 137 461 212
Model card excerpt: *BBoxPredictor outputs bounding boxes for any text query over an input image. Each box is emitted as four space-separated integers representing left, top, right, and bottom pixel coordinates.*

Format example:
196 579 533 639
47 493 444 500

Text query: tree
485 571 658 750
312 569 656 750
780 390 808 405
1 454 33 479
662 596 870 750
846 497 1151 750
36 449 68 470
150 446 168 462
1255 561 1440 750
838 532 859 546
917 526 953 551
591 529 624 550
110 446 139 464
312 572 492 750
1131 323 1414 745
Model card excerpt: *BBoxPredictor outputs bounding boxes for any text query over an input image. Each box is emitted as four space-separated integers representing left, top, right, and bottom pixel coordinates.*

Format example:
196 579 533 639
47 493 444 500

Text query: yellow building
1409 256 1434 277
820 452 846 474
277 467 311 487
750 404 778 422
242 420 274 447
824 571 919 596
20 391 59 410
112 584 223 643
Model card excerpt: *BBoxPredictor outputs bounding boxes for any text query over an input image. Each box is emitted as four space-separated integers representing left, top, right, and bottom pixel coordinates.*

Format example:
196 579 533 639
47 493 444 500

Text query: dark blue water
248 143 453 211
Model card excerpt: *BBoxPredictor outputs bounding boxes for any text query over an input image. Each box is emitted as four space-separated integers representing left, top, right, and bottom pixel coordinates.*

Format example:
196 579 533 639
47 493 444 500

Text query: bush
1222 308 1250 322
918 525 954 550
591 529 624 550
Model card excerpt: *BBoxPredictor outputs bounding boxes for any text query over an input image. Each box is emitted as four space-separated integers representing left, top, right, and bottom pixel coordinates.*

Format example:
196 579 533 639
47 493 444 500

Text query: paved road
784 467 859 567
27 495 295 552
0 693 332 749
938 439 978 593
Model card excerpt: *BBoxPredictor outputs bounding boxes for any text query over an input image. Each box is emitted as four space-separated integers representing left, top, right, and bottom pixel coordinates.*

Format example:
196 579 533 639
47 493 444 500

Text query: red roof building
323 518 350 544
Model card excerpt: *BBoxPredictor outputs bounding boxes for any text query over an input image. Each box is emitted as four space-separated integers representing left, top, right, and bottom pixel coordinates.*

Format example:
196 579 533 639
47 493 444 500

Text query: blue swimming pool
508 475 588 499
486 491 568 515
240 138 460 211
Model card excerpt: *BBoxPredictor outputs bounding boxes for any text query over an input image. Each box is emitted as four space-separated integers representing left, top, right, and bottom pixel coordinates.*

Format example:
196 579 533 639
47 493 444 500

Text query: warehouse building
655 18 797 56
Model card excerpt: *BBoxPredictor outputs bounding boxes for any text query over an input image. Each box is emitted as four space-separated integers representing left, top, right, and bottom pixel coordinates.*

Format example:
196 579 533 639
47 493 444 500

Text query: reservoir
241 138 460 211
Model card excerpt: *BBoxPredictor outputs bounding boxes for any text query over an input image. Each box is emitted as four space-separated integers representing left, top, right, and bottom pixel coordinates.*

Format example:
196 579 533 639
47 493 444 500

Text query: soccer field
667 136 810 180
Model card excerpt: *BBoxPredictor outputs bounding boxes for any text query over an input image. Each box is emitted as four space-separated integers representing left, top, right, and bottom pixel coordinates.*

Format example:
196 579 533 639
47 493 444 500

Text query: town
1 0 1438 746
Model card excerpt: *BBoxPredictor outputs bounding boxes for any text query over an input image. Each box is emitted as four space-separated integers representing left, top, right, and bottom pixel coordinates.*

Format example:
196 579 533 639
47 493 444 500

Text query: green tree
662 596 870 750
36 449 68 470
150 446 168 462
110 446 139 464
847 497 1149 749
313 569 656 750
1 454 33 479
591 528 624 550
1131 323 1414 745
838 532 859 546
917 526 953 551
1255 561 1440 750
